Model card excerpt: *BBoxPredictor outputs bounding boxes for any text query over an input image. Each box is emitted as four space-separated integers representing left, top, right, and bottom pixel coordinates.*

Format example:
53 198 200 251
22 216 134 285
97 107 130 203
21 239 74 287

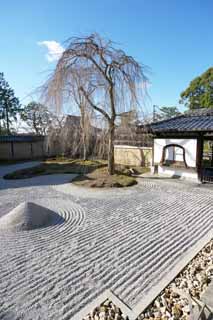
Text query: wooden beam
196 135 204 182
11 141 14 159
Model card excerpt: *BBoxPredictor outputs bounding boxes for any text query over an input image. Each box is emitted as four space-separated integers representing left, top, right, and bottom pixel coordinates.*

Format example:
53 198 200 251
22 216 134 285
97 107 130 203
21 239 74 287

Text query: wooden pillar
11 141 14 159
30 143 34 159
211 142 213 167
41 139 45 158
196 135 204 182
152 141 155 166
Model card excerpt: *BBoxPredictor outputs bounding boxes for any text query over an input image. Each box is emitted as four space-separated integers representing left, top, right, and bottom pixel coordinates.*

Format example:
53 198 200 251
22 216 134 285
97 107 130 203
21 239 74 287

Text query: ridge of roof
146 108 213 133
184 107 213 116
150 108 213 127
149 114 184 126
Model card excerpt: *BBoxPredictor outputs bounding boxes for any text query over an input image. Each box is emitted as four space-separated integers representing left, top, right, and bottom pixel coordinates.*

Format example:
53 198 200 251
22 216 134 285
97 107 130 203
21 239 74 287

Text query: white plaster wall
158 166 199 182
154 138 197 167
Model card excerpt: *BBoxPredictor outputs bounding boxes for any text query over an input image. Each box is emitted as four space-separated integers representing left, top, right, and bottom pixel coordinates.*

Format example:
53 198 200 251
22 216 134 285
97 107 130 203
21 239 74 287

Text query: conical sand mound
0 202 63 231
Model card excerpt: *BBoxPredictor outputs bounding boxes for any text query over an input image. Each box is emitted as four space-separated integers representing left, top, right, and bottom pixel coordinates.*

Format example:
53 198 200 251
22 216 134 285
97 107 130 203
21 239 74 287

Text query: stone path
0 162 212 320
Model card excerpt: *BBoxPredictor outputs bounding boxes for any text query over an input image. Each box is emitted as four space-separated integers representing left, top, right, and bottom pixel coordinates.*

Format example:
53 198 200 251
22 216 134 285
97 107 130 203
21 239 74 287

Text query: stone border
72 289 137 320
73 230 213 320
133 230 213 316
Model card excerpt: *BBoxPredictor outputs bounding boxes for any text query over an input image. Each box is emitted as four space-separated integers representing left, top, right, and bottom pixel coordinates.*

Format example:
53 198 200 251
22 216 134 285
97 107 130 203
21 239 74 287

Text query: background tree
155 106 181 121
180 67 213 109
21 101 52 135
43 33 148 174
0 73 21 134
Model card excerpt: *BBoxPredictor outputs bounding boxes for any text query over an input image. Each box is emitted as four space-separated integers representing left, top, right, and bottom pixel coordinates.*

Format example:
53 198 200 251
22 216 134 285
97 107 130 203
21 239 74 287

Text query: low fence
0 136 45 161
0 137 153 166
114 145 152 167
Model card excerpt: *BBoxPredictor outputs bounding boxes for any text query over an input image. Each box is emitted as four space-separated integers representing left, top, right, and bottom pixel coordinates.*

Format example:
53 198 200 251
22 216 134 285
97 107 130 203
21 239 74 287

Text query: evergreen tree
180 67 213 109
21 101 52 135
155 106 181 121
0 73 21 134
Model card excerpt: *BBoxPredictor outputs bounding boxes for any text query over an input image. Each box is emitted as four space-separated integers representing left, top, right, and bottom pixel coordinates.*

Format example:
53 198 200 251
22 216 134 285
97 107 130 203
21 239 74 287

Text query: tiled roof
149 108 213 133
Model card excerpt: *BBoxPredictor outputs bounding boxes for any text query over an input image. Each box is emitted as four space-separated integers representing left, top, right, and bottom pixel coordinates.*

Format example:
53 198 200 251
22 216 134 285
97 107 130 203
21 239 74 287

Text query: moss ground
3 158 150 188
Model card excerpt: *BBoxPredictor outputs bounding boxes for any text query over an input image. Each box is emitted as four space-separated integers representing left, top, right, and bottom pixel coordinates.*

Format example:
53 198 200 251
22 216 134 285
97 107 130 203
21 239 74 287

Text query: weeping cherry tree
43 33 148 174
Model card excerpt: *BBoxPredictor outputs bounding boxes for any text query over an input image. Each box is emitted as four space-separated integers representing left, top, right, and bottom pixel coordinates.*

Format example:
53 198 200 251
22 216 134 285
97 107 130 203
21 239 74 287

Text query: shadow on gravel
136 175 181 180
0 174 77 192
0 311 17 320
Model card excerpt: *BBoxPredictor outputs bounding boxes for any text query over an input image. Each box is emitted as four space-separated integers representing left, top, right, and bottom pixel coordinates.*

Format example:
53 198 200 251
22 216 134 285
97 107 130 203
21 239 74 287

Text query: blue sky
0 0 212 114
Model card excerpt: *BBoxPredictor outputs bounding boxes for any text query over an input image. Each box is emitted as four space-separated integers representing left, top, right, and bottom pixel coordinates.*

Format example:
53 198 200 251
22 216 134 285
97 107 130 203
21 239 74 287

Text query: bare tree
43 33 148 174
66 71 93 160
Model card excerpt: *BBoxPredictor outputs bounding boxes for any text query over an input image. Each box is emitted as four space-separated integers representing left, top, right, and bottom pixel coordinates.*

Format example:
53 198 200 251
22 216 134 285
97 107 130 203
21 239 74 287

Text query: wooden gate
201 168 213 183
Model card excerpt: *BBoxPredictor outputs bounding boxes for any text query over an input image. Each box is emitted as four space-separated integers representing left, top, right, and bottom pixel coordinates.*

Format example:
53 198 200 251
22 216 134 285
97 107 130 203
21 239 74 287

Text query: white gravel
0 162 212 320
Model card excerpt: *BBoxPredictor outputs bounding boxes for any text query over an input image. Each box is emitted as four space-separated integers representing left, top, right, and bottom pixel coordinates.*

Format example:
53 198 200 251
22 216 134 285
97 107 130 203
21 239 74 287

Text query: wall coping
114 145 152 150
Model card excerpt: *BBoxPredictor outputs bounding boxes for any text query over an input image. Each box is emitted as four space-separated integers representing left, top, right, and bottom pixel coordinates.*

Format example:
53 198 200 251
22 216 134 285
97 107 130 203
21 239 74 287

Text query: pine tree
0 73 21 134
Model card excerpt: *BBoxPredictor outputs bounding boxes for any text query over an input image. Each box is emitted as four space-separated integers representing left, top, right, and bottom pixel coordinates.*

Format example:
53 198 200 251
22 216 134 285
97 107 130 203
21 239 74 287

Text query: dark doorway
201 140 213 183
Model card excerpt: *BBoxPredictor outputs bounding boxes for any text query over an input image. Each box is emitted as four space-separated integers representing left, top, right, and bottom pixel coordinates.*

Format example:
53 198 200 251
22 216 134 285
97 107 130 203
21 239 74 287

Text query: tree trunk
80 105 87 161
6 103 10 135
82 131 87 160
33 112 38 135
108 122 115 175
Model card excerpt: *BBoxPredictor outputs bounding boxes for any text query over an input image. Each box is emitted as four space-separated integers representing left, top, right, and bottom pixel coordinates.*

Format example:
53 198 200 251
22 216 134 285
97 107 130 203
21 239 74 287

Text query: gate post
196 135 204 182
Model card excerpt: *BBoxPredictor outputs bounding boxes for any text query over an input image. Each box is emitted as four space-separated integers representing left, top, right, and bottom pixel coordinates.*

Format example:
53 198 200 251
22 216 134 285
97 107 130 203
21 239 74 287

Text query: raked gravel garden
0 162 212 320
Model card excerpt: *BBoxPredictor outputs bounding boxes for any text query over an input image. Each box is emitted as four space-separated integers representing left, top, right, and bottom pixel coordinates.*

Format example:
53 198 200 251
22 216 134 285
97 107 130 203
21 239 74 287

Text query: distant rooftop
148 108 213 133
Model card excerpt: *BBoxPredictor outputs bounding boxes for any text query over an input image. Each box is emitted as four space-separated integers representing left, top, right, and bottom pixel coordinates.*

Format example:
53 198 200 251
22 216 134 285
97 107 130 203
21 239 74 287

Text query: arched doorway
160 144 188 168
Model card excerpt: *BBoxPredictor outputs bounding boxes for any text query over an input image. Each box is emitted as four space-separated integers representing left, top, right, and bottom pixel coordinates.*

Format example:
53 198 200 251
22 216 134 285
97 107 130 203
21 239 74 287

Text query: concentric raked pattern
0 171 212 320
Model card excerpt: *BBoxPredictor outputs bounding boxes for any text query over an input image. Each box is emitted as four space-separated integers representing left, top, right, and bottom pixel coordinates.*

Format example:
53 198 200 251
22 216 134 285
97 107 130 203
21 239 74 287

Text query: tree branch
79 86 111 122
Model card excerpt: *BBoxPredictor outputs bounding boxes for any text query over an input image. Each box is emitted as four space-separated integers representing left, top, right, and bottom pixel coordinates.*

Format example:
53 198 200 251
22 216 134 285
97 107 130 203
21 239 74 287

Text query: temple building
147 108 213 182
